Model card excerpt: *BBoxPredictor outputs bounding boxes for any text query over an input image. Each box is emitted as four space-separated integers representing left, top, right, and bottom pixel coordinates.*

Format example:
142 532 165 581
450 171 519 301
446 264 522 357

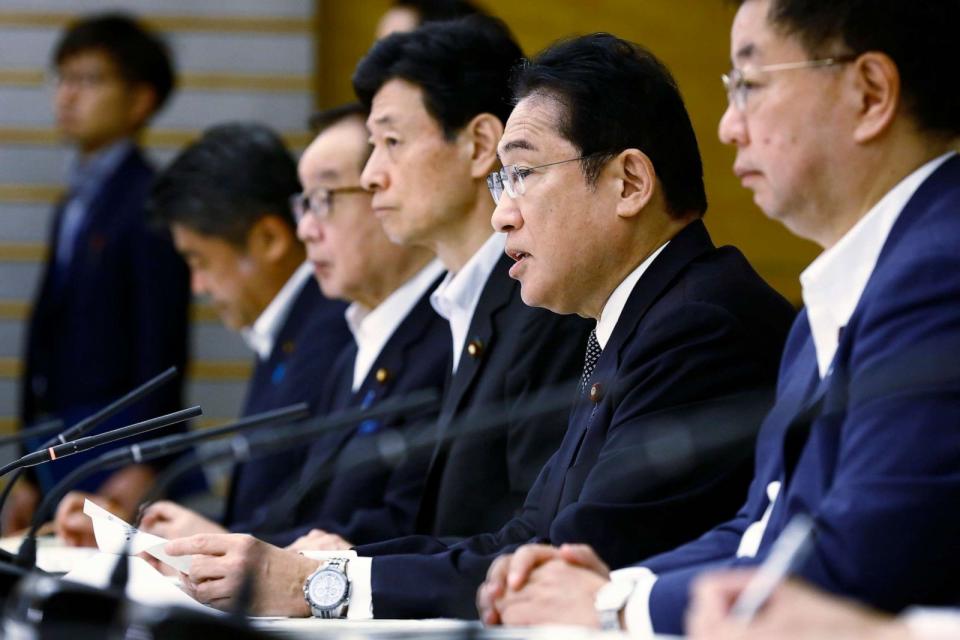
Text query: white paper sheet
62 552 214 614
84 499 192 573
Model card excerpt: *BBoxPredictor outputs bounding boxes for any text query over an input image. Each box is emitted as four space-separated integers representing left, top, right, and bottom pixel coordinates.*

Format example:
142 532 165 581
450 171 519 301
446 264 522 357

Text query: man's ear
850 52 900 144
460 113 504 178
613 149 656 219
245 215 295 264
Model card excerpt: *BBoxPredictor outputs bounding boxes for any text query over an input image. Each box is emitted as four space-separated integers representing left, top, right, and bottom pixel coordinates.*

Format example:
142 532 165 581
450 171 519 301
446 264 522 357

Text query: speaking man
481 1 960 635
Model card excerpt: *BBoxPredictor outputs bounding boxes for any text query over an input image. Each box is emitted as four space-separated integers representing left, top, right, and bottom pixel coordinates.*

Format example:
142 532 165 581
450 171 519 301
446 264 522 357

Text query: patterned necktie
578 329 602 394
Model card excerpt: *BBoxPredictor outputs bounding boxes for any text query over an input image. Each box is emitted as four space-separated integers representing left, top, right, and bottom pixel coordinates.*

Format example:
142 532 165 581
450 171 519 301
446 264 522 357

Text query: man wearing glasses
480 1 960 636
163 26 794 620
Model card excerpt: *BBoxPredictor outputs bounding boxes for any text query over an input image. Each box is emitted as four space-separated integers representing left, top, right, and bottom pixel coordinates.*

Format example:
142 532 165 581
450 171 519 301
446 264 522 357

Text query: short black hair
732 0 960 138
391 0 486 23
307 102 373 172
148 123 300 247
353 15 523 139
513 33 707 218
53 12 176 116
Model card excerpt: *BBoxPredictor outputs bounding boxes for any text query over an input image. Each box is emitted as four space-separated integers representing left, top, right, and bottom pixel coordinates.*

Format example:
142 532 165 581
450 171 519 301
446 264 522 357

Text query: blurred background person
7 13 190 536
375 0 486 39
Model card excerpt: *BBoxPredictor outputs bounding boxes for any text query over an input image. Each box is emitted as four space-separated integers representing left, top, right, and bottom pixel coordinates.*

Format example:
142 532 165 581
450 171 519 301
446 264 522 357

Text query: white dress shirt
241 262 315 361
617 150 957 637
430 232 507 372
345 259 445 391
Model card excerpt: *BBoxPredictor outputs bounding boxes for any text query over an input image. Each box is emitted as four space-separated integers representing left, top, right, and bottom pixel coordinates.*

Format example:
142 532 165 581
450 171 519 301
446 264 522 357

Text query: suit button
375 367 390 384
466 339 484 359
282 340 295 354
589 383 603 403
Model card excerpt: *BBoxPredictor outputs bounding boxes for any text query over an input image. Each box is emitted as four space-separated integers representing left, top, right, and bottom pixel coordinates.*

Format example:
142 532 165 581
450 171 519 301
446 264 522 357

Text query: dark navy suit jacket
224 276 350 530
256 274 450 546
20 146 190 492
641 156 960 634
359 221 796 618
399 255 592 539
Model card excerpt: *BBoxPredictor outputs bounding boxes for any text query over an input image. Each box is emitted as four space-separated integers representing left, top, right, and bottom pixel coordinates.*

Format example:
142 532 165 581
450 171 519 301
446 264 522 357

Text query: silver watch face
308 569 348 608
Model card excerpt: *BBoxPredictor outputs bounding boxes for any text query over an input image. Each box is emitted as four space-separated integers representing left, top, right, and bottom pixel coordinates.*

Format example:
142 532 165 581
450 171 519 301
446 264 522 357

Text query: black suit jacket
224 277 350 529
411 255 593 537
256 275 450 546
21 146 190 492
361 221 797 618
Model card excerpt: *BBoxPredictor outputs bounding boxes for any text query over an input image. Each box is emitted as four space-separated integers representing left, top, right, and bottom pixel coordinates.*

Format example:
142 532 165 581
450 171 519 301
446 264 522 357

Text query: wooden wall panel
315 0 818 303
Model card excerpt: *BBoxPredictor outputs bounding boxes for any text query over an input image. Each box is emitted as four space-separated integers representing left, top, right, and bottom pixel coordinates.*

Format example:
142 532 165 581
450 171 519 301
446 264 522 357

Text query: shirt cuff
612 566 657 638
299 550 372 619
901 607 960 640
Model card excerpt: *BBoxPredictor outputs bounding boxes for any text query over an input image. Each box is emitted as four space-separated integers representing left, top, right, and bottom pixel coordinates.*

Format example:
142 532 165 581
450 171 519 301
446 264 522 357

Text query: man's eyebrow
499 138 538 155
733 42 756 63
314 169 339 180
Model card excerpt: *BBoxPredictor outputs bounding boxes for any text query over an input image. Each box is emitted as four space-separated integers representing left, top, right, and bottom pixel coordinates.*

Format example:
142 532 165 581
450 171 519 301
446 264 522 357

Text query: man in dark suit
164 30 794 621
358 14 594 541
118 122 351 541
10 14 190 537
247 104 450 549
485 1 960 636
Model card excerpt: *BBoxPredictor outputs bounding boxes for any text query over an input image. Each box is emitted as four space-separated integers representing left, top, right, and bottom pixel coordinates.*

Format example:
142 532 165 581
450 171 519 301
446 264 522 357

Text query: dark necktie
578 329 602 394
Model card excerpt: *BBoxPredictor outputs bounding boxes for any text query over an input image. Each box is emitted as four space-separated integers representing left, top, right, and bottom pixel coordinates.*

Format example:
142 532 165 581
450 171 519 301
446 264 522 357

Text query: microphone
5 395 438 638
0 418 63 449
0 366 179 525
136 389 441 514
255 381 581 537
15 406 202 570
99 402 310 472
0 407 203 477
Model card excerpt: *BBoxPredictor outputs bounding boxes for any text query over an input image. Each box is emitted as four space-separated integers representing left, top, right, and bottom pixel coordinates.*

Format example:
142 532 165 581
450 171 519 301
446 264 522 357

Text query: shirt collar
801 151 956 377
241 262 315 361
67 139 133 197
430 233 507 371
595 241 670 349
346 259 446 391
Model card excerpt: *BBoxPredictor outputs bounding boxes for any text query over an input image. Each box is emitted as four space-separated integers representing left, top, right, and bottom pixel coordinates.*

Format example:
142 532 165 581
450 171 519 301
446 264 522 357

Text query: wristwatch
594 578 636 631
303 558 351 618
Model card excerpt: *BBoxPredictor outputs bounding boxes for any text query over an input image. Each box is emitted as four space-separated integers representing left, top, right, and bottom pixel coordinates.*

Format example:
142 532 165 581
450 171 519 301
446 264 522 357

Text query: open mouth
507 249 530 262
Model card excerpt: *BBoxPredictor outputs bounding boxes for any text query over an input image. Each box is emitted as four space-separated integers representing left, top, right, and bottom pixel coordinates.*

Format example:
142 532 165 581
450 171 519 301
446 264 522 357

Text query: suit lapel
538 221 717 527
307 276 446 471
436 254 516 429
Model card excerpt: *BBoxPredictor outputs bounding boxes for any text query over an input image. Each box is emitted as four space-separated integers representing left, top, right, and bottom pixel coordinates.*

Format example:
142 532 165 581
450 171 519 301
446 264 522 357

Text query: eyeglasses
290 186 368 223
722 55 857 111
486 157 586 205
48 70 120 90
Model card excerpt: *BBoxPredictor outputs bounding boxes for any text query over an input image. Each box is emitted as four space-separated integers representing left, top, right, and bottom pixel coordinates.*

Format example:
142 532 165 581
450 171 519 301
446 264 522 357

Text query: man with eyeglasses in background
480 1 960 636
10 13 191 540
163 27 794 621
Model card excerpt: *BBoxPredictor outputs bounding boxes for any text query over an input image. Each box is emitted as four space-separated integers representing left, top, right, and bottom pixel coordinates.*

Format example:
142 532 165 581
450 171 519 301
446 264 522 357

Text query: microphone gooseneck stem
0 366 179 523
